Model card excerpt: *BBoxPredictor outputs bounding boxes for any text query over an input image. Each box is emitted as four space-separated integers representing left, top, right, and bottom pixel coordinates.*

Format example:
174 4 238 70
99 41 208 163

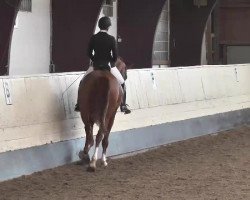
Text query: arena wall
1 64 250 181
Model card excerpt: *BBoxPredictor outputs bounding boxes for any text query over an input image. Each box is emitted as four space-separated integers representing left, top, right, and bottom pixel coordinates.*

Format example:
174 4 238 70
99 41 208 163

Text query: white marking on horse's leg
89 147 99 169
102 153 108 167
92 147 99 161
87 144 92 152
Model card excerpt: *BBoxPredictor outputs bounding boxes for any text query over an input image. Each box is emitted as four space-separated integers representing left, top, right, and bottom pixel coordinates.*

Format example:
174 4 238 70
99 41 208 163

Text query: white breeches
84 66 125 85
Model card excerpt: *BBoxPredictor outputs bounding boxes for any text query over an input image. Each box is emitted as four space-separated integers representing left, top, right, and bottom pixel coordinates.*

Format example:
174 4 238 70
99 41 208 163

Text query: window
103 0 113 17
152 1 170 66
19 0 32 12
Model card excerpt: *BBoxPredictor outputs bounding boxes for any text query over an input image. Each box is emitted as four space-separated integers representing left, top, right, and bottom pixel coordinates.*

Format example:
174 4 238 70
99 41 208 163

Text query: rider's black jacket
87 31 118 70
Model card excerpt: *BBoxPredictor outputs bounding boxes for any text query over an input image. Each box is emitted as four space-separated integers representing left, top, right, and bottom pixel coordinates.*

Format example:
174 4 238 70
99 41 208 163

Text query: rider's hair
98 16 112 30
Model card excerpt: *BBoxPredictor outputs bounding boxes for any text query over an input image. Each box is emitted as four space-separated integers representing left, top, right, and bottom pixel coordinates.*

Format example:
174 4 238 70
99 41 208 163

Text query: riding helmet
98 16 112 30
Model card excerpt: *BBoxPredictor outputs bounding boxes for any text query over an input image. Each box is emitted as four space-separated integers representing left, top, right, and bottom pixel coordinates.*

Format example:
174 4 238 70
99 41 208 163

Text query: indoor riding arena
1 0 250 200
1 126 250 199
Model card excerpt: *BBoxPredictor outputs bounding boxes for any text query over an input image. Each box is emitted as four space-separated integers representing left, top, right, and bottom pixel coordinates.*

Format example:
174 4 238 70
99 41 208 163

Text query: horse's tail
97 77 110 130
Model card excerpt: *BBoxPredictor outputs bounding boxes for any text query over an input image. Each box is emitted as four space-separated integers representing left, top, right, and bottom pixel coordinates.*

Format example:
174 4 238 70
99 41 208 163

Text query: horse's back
79 70 122 125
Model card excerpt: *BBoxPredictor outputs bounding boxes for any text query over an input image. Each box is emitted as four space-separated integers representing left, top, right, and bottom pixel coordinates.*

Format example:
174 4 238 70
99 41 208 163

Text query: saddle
93 63 111 72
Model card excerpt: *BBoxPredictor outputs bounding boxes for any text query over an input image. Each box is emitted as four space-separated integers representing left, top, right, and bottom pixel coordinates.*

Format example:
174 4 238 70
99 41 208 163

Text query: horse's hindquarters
79 71 121 125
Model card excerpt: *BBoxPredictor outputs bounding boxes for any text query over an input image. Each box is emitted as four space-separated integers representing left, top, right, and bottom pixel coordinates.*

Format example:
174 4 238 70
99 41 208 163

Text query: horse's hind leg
101 132 110 167
88 126 106 171
101 113 116 167
79 123 94 164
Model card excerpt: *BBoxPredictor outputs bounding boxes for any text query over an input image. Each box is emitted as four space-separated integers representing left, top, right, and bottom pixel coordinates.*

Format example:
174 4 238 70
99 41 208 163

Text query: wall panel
52 0 103 72
0 0 20 75
170 0 217 66
118 0 167 68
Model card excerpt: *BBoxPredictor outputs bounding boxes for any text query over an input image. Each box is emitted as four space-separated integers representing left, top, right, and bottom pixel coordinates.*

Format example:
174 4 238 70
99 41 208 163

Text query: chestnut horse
78 58 127 171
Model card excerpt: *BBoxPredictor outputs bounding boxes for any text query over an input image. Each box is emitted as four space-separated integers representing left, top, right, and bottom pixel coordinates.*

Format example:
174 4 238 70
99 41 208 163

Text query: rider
75 16 131 114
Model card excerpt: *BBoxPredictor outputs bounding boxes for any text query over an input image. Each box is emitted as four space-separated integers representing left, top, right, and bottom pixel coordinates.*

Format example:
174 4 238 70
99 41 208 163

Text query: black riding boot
120 83 131 114
74 103 80 112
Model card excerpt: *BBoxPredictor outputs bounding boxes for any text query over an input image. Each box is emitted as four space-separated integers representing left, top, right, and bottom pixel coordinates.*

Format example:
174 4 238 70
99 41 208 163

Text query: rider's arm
87 36 94 61
111 37 118 63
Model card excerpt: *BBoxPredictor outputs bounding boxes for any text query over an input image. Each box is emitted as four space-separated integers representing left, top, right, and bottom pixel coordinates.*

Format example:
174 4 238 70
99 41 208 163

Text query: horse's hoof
87 166 96 172
78 151 90 165
79 151 90 161
78 151 84 159
102 161 108 167
83 155 90 162
87 161 96 172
